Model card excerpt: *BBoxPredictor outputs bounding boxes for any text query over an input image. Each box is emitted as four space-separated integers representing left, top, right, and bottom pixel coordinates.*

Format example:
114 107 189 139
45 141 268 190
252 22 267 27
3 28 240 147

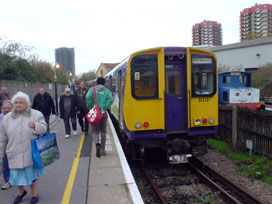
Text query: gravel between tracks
198 149 272 204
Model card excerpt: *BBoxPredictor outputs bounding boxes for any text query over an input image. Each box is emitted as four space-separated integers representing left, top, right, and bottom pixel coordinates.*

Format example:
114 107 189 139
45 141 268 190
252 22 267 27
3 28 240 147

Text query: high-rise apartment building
55 47 75 74
192 20 222 46
240 4 272 41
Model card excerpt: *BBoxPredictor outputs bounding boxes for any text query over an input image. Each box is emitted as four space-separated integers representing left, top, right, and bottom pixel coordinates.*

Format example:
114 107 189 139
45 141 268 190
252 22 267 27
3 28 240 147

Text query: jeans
2 154 10 183
77 109 89 132
63 114 77 135
91 114 108 150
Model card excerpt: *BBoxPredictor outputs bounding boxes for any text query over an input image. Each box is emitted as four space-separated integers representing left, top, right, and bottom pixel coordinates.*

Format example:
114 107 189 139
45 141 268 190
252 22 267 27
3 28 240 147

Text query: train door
165 54 187 132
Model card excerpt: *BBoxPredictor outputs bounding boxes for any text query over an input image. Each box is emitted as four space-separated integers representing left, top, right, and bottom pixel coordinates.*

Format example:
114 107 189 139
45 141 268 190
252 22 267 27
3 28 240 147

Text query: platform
87 116 144 204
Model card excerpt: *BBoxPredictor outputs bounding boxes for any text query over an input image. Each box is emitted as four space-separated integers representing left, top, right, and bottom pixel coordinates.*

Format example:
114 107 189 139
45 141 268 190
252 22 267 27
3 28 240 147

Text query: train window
240 75 247 84
166 71 181 95
223 76 231 83
131 54 158 99
191 55 216 97
133 70 156 97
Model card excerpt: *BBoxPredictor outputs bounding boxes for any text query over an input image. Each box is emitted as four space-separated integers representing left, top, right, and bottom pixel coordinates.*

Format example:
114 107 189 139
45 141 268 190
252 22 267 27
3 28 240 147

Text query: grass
207 138 272 186
206 139 233 153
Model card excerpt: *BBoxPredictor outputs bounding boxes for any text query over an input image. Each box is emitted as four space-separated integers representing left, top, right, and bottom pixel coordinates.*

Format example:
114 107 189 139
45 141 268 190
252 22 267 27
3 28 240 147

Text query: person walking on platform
0 100 13 190
0 86 10 113
59 87 77 138
0 92 47 204
86 77 113 158
32 88 56 132
75 81 89 134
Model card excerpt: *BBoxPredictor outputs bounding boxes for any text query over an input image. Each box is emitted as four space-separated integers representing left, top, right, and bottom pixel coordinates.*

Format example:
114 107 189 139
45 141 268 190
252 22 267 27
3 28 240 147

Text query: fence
218 104 272 159
0 80 67 102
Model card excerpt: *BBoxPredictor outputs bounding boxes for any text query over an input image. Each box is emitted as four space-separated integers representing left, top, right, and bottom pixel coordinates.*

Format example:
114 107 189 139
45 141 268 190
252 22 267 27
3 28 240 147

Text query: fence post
232 106 237 149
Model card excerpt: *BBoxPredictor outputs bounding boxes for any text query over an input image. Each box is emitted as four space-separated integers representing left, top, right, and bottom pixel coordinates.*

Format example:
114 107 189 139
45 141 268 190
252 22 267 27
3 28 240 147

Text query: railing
218 105 272 159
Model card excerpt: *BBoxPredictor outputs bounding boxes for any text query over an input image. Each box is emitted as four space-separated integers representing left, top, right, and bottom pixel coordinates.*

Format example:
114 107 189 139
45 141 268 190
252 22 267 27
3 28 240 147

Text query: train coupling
169 154 192 164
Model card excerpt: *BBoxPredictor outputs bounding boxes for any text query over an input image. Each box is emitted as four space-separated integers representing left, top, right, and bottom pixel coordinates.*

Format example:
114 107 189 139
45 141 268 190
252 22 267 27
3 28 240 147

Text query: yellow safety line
61 132 85 204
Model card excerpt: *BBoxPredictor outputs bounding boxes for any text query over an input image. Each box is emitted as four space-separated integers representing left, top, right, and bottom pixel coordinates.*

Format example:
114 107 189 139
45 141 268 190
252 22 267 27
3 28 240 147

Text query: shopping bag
31 132 60 168
86 86 102 125
86 104 102 125
31 139 43 169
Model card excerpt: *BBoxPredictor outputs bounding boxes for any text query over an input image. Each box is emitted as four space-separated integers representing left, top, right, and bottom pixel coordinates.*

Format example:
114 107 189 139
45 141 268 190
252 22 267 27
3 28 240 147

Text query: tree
0 36 33 58
78 71 96 84
252 63 272 91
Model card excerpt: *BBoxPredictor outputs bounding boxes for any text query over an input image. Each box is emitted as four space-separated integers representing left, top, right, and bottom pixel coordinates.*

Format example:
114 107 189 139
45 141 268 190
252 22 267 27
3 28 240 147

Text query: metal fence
218 104 272 159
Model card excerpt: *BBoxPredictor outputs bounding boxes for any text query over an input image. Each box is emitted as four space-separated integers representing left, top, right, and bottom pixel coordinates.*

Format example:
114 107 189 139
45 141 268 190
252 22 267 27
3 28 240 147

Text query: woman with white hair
0 92 47 204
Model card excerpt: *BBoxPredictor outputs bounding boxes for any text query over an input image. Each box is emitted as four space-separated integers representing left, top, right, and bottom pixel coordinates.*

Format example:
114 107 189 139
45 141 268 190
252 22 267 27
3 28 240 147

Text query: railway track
138 159 264 204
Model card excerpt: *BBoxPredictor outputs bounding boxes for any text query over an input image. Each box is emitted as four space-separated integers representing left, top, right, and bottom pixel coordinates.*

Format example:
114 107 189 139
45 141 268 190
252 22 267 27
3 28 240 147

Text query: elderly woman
0 100 13 190
0 92 47 204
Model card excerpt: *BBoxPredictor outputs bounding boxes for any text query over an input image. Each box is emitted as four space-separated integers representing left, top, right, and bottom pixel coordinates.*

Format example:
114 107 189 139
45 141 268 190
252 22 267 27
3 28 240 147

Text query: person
0 87 10 113
32 88 56 132
59 87 77 138
74 81 89 134
86 77 113 158
0 92 47 204
0 100 13 190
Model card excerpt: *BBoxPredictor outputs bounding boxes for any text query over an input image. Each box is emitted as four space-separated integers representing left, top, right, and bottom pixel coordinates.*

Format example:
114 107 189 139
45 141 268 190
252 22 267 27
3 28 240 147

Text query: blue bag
31 139 43 169
31 132 60 169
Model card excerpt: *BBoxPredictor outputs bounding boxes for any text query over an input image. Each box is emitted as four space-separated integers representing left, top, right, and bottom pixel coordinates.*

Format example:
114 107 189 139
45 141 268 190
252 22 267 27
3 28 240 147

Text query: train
102 47 218 164
218 72 265 110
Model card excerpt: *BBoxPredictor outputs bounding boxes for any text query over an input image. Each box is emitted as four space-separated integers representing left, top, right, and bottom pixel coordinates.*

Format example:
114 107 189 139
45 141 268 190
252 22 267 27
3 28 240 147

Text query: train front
123 47 218 164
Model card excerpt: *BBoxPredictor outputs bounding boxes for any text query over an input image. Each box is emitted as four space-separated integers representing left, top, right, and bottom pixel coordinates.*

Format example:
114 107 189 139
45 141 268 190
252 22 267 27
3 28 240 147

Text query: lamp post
54 64 60 116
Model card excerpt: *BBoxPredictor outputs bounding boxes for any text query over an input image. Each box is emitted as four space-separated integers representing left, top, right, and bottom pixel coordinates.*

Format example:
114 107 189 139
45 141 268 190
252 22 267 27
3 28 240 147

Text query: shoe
1 182 12 190
31 195 39 204
73 130 77 135
13 190 27 204
65 134 70 138
101 149 106 156
96 144 101 158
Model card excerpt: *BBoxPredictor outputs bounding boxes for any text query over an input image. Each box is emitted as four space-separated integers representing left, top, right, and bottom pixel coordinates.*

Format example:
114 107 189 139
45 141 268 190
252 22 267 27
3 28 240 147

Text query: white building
209 37 272 71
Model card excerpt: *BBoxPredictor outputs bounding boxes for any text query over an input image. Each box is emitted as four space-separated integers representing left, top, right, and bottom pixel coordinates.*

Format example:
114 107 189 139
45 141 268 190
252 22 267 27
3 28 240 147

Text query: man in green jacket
86 77 113 158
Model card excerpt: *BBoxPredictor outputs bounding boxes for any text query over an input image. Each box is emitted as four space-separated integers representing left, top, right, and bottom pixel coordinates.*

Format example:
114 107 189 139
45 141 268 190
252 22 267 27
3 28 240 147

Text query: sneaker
96 144 101 158
73 130 77 136
1 182 12 190
101 149 106 156
65 134 70 138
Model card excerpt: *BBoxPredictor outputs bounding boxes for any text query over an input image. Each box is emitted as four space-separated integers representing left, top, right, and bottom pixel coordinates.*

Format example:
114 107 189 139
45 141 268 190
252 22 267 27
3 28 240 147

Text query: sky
0 0 269 75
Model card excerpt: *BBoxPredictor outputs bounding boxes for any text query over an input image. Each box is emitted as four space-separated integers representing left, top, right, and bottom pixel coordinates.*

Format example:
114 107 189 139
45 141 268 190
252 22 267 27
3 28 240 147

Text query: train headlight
209 117 215 124
135 122 141 129
195 119 201 125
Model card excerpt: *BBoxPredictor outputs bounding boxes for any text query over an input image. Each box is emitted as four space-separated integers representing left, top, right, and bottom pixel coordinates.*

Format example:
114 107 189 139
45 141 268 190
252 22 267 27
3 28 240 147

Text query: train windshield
191 55 216 97
131 54 158 99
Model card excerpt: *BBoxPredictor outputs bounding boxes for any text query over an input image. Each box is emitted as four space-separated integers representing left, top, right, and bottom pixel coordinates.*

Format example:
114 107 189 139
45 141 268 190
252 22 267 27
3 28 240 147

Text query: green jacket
86 85 113 111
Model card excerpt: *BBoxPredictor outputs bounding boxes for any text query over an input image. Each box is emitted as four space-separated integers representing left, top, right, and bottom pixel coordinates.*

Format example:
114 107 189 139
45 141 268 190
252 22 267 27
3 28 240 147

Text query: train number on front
198 97 210 102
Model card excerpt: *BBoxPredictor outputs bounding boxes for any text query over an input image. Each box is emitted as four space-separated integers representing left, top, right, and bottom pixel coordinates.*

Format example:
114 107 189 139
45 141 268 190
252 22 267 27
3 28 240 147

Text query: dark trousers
77 110 89 132
91 114 108 150
44 114 50 132
2 154 10 183
63 114 77 135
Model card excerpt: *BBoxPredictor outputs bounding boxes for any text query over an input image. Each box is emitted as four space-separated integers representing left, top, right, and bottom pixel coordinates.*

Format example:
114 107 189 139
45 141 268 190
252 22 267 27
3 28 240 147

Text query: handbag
31 132 60 169
86 87 102 125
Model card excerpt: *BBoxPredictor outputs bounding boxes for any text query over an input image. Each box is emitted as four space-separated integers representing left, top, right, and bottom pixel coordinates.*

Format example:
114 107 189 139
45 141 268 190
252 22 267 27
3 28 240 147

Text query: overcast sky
0 0 268 75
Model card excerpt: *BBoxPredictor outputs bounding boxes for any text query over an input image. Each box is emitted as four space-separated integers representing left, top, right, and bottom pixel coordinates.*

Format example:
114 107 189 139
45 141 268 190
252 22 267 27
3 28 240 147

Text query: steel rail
189 158 264 204
141 166 168 204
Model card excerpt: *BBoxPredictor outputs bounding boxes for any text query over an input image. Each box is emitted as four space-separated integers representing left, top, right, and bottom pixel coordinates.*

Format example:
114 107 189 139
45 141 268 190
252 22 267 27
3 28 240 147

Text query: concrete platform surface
87 118 143 204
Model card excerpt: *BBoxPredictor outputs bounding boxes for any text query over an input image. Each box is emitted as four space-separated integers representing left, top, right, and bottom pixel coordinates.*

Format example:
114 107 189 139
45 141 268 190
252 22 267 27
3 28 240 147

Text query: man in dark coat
74 81 89 134
32 88 55 131
59 87 77 138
